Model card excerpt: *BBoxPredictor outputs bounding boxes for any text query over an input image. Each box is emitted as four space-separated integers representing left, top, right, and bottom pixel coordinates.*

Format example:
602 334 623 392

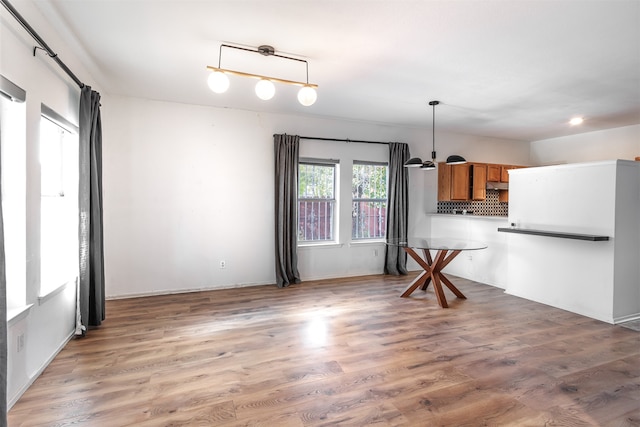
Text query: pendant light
404 100 439 170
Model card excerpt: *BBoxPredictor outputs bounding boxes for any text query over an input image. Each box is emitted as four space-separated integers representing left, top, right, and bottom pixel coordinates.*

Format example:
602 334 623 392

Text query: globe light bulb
207 70 230 93
297 85 317 106
255 79 275 100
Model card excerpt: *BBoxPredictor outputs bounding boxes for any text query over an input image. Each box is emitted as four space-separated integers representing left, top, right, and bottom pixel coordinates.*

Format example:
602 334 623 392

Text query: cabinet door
500 165 512 182
487 164 501 182
437 163 451 201
472 164 487 200
451 164 470 200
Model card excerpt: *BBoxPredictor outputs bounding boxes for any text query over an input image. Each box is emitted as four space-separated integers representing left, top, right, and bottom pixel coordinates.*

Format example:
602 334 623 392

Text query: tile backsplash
437 189 508 216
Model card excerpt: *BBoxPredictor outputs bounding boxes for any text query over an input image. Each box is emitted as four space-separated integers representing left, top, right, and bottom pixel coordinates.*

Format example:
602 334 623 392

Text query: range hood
486 181 509 190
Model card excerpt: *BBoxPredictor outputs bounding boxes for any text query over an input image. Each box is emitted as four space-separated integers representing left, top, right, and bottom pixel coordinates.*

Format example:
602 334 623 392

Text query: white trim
8 331 74 410
38 278 75 305
106 280 275 300
7 304 33 325
348 240 386 246
298 242 343 249
614 313 640 324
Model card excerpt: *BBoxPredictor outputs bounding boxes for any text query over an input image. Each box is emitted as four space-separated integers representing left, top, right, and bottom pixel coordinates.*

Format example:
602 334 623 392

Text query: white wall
102 95 530 297
505 161 640 324
1 0 100 407
530 124 640 165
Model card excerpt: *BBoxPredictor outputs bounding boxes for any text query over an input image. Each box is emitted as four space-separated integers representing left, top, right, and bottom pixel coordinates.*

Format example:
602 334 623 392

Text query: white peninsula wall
505 160 640 324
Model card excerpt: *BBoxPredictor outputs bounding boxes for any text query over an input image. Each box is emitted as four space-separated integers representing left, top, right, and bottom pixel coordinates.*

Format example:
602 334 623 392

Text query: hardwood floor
9 274 640 426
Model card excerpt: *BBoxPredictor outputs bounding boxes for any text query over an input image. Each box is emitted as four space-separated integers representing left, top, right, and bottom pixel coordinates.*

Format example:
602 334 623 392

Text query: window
1 89 26 311
298 160 338 242
40 111 79 296
352 161 388 240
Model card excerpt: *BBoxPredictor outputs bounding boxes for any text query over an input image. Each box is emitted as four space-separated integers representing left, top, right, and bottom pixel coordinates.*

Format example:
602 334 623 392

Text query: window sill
39 278 75 305
349 240 386 246
8 304 34 325
298 242 344 250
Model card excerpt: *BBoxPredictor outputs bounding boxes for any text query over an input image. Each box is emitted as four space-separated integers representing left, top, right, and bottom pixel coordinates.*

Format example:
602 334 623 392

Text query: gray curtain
274 134 301 287
385 142 410 275
77 86 105 335
0 102 8 426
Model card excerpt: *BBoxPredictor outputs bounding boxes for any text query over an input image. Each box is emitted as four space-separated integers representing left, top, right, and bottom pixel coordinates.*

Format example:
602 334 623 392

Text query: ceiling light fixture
207 44 318 106
569 117 584 126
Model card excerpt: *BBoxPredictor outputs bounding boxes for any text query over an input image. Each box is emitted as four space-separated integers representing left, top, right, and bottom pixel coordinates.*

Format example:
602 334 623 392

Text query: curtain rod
298 136 391 145
1 0 85 89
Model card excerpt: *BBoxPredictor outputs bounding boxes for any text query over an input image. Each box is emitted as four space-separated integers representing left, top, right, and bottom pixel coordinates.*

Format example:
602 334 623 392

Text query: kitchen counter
431 213 507 220
421 214 509 289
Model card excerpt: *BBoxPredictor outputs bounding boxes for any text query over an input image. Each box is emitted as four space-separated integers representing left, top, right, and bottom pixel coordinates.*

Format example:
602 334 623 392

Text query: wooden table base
400 247 466 308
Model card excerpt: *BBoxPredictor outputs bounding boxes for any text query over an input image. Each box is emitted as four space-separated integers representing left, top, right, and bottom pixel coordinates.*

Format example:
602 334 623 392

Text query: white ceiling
36 0 640 142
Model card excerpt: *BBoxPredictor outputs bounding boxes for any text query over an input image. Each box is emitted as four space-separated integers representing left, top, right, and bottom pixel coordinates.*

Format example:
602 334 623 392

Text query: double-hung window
352 161 388 240
298 159 338 243
40 106 79 296
1 77 27 312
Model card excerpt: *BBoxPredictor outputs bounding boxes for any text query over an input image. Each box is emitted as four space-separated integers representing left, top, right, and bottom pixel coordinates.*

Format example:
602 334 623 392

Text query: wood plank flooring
8 274 640 426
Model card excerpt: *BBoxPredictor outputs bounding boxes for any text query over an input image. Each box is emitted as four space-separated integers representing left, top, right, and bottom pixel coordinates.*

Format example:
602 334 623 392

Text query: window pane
298 200 335 241
352 163 388 240
352 163 387 199
1 94 27 310
299 164 334 199
40 116 79 294
298 162 336 242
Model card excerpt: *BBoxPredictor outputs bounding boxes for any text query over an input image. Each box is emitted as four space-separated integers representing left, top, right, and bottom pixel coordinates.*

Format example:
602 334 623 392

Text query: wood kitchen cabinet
450 163 470 200
487 164 501 182
438 163 481 201
437 163 452 201
437 162 525 202
471 163 487 200
438 163 470 201
500 165 522 182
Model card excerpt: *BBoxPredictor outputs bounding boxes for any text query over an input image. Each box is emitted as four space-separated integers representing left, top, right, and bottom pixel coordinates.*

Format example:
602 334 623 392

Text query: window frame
351 160 389 241
39 106 80 297
297 158 339 245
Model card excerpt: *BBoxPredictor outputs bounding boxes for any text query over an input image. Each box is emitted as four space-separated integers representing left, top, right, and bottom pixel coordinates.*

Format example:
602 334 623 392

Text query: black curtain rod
1 0 85 89
298 136 390 145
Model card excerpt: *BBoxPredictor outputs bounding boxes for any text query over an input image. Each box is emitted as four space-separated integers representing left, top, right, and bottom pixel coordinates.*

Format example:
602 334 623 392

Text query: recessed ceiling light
569 117 584 126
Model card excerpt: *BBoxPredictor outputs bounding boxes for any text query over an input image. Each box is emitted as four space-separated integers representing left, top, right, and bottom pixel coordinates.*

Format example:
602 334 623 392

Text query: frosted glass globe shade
297 86 317 106
255 79 276 100
207 71 229 93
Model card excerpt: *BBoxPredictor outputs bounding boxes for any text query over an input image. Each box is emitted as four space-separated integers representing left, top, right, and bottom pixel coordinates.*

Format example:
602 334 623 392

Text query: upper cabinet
437 163 452 201
451 164 470 200
500 165 524 182
437 162 526 202
471 164 487 201
438 163 485 201
487 164 501 182
438 163 470 201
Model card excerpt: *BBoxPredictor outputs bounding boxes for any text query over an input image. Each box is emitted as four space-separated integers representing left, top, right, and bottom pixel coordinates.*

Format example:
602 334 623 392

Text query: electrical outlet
467 255 473 261
17 333 24 353
220 260 226 269
373 249 379 257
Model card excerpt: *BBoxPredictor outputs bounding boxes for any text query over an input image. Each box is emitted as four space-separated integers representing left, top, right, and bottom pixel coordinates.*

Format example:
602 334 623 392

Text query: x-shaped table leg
400 247 467 308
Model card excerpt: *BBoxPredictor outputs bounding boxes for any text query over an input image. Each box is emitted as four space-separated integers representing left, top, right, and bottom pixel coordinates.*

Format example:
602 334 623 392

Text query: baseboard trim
8 330 75 409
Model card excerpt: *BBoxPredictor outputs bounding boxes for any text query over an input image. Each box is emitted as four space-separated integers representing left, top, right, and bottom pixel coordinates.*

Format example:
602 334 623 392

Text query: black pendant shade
446 155 467 165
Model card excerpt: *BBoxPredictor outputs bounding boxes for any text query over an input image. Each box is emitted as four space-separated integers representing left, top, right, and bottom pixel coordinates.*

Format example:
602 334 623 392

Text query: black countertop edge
497 227 609 241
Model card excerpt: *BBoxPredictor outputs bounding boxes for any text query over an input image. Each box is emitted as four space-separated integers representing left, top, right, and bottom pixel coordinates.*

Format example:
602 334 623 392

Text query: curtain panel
385 142 410 275
274 134 301 287
77 86 105 335
0 104 8 427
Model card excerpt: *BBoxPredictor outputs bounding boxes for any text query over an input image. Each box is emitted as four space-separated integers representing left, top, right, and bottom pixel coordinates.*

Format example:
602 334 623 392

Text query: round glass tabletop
386 237 488 251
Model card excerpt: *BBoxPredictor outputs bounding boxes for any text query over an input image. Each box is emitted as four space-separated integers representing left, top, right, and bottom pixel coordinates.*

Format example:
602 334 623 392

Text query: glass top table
387 237 488 307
